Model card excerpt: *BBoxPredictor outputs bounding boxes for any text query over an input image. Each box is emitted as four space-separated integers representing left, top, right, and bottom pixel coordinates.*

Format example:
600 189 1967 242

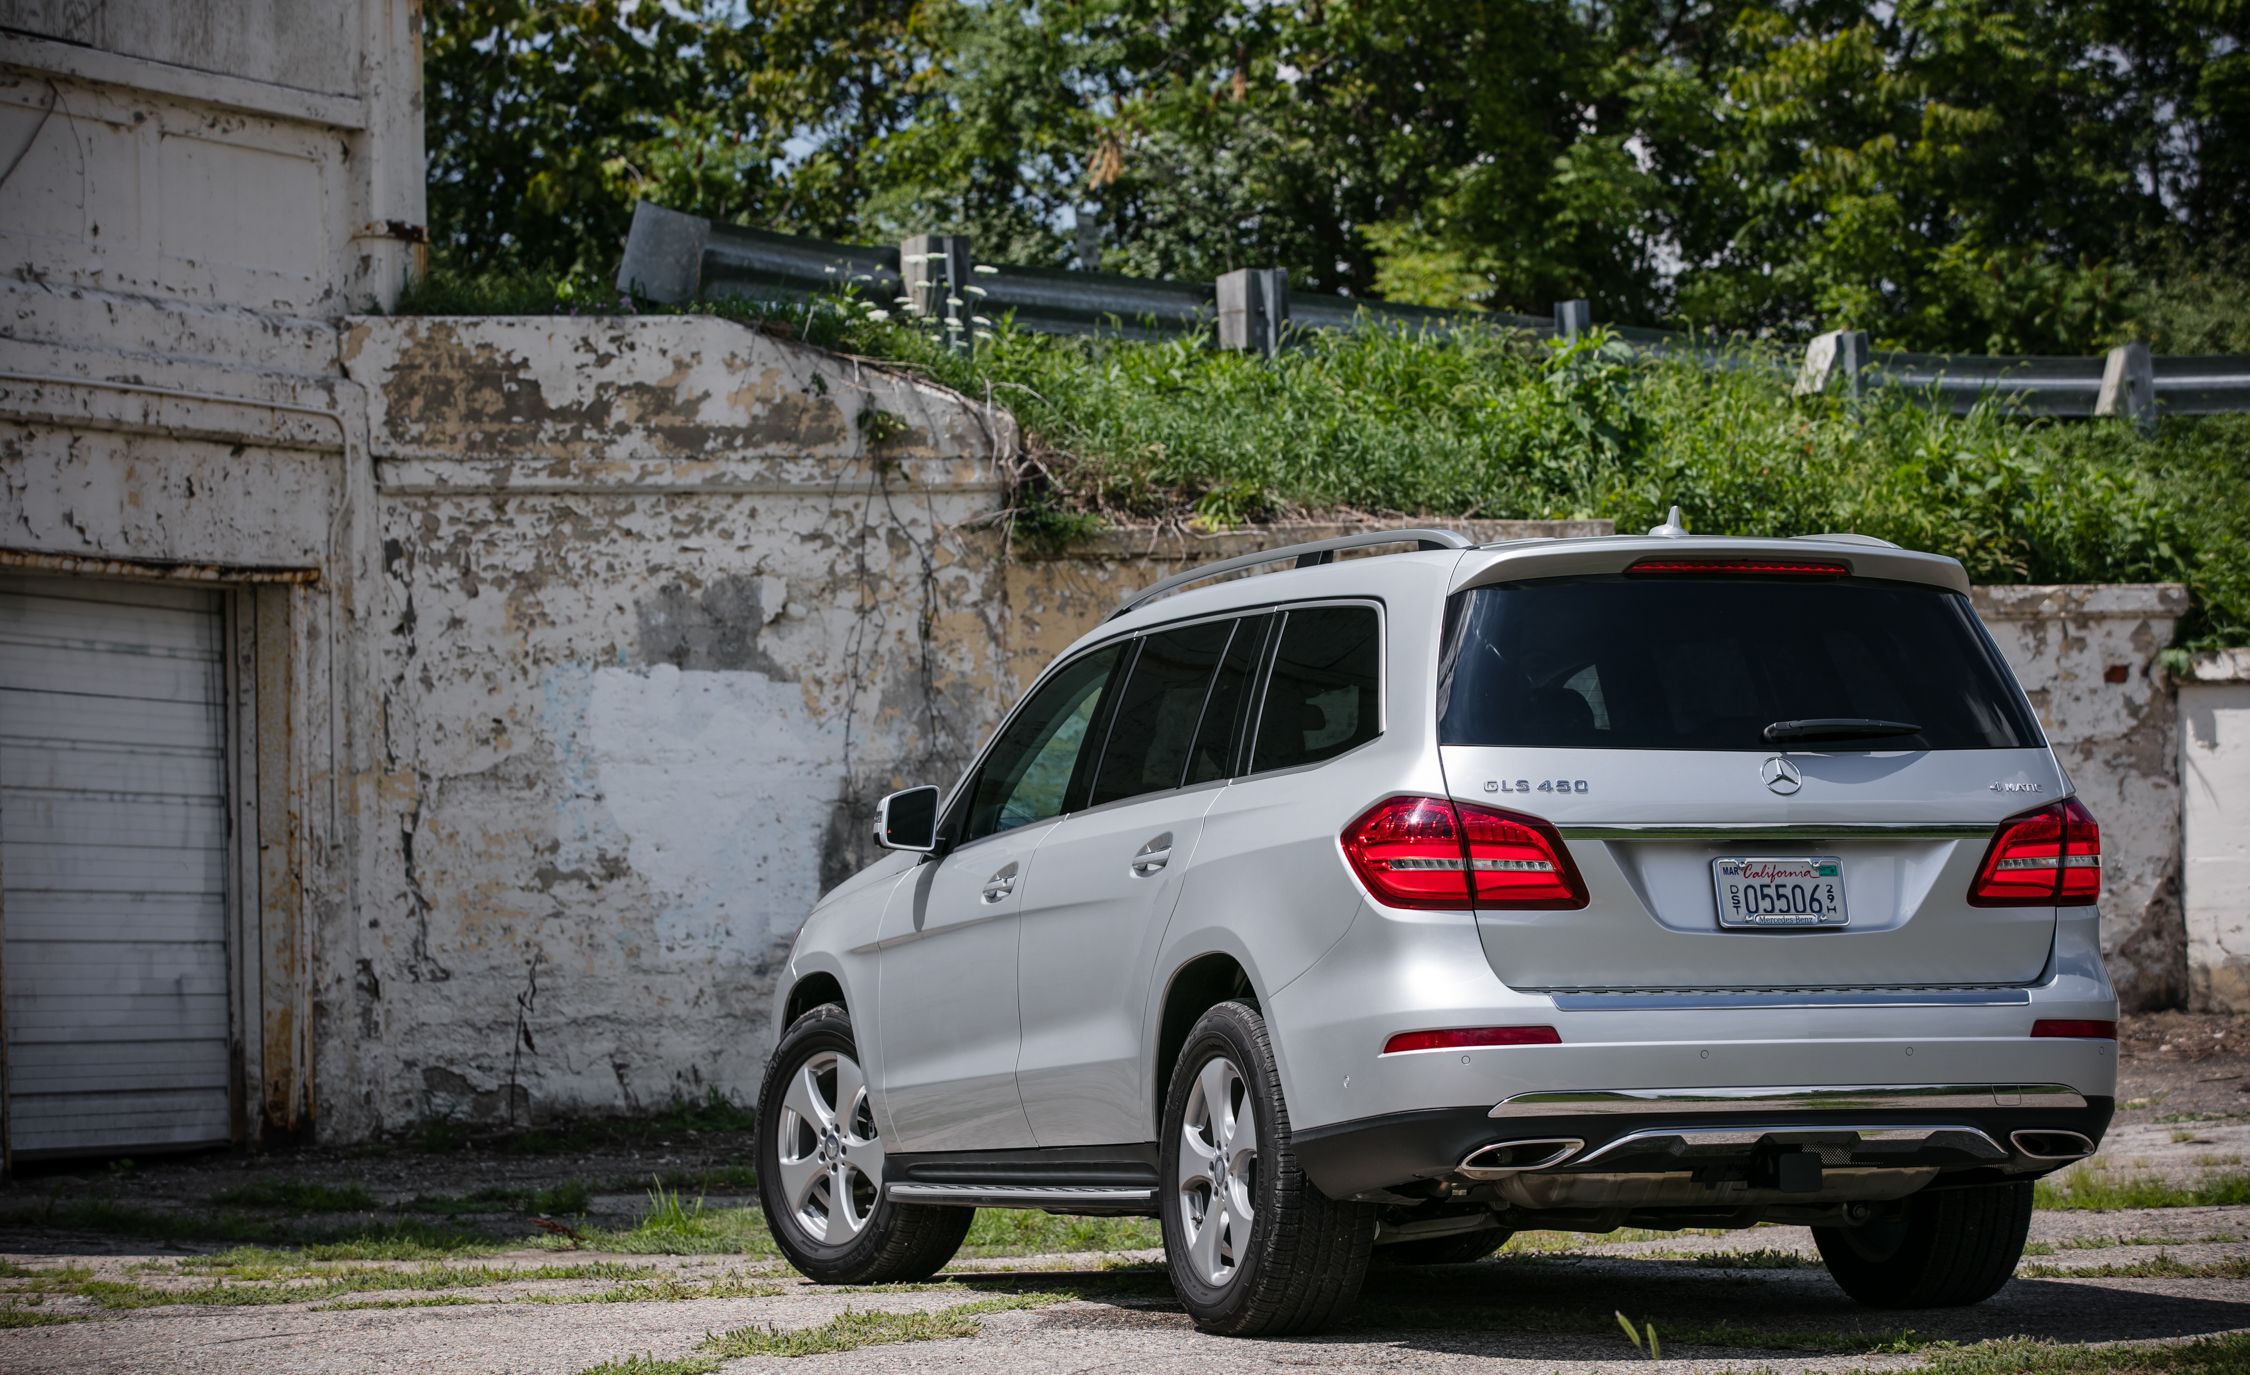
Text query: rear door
1014 615 1241 1146
1435 570 2063 991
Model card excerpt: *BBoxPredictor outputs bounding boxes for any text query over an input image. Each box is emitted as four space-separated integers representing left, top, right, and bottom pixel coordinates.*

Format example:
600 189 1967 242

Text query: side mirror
873 785 942 854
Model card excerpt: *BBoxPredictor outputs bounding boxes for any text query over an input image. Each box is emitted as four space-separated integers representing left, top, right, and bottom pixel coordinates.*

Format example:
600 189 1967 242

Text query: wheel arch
1152 951 1263 1135
782 969 847 1026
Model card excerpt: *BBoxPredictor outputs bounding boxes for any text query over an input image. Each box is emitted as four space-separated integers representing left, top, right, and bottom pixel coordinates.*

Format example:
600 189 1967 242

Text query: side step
885 1182 1156 1215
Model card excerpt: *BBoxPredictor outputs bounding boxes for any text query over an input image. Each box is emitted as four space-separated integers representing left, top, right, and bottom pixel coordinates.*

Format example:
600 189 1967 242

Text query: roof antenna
1648 504 1689 538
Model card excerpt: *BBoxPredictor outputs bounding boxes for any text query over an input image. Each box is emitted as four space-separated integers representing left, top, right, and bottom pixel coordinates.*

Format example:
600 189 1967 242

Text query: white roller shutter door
0 574 233 1154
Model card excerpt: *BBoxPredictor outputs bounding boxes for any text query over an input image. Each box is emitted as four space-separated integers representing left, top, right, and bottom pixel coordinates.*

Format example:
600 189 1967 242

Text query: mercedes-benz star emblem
1760 756 1803 795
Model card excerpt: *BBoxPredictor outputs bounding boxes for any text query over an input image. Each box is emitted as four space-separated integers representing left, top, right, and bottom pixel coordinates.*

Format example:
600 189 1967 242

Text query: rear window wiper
1762 717 1923 743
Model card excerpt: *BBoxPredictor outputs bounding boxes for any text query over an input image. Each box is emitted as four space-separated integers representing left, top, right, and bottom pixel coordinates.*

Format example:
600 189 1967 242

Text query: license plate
1712 857 1848 928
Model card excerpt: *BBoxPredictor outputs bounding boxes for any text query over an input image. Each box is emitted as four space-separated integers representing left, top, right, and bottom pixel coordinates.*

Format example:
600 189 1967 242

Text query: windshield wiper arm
1762 717 1923 743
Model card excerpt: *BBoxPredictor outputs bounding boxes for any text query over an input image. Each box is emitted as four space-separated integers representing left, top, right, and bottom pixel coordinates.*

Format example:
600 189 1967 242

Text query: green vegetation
1908 1334 2250 1375
211 1180 380 1212
2020 1253 2250 1281
2035 1170 2250 1211
0 1306 87 1328
578 1291 1081 1374
425 2 2248 360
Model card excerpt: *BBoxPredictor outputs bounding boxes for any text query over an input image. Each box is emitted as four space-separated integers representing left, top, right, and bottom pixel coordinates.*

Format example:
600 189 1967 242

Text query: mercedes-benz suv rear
761 524 2115 1336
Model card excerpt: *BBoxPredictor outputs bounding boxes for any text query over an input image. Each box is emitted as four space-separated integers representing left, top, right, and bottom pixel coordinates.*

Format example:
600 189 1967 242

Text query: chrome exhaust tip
2010 1129 2096 1161
1459 1137 1584 1179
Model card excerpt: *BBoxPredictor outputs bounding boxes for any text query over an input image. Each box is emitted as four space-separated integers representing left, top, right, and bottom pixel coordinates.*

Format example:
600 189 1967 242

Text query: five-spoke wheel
1176 1054 1258 1286
757 1002 971 1283
774 1048 886 1246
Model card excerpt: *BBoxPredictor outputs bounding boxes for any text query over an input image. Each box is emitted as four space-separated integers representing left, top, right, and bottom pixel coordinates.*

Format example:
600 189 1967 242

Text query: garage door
0 574 233 1155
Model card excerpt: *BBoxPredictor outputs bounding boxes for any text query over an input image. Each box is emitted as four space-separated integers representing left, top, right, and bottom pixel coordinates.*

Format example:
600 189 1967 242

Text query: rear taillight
1969 798 2102 907
1342 796 1587 911
1625 557 1850 578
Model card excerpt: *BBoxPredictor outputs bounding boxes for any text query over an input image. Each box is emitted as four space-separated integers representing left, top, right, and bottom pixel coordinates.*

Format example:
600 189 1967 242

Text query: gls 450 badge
1487 778 1588 795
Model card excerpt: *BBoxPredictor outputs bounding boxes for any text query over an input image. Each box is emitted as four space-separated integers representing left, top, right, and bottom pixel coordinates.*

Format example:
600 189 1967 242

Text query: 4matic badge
1990 780 2045 793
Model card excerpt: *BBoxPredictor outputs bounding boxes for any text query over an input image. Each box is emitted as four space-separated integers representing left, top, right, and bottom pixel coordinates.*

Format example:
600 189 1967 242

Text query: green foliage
2035 1169 2250 1210
424 2 2247 355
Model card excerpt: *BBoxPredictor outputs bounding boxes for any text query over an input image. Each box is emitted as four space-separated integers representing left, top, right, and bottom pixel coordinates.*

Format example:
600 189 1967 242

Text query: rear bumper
1264 900 2119 1201
1293 1084 2114 1199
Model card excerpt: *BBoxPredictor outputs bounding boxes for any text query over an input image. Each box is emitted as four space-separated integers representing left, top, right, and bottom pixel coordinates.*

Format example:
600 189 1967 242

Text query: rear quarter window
1251 604 1382 772
1437 576 2041 751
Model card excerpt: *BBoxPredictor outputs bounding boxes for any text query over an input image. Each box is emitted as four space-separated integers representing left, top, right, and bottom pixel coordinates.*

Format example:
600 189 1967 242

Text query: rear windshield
1437 576 2041 751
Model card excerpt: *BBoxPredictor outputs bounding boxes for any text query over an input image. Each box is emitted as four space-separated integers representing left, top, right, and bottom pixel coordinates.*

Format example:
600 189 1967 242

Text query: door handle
1130 833 1174 878
980 863 1018 903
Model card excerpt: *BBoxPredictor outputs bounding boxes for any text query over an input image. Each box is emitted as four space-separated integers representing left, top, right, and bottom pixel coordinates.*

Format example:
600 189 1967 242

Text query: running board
885 1182 1157 1215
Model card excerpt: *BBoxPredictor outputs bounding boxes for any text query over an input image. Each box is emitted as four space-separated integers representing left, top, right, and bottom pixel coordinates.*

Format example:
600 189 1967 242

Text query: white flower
893 295 913 305
945 295 964 307
862 308 891 322
973 264 999 275
823 265 837 274
971 315 992 326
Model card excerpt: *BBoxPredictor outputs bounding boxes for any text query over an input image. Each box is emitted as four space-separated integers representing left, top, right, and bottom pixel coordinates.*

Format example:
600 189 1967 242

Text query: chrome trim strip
884 1183 1155 1208
1556 823 1995 841
1491 1083 2088 1119
1571 1123 2007 1168
1547 988 2033 1010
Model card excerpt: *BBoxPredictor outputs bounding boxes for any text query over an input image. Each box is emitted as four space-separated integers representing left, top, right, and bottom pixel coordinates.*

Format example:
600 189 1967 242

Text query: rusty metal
0 549 320 585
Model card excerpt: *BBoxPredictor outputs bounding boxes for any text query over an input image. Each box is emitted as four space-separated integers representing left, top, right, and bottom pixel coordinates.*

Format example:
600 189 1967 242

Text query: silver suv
757 522 2117 1335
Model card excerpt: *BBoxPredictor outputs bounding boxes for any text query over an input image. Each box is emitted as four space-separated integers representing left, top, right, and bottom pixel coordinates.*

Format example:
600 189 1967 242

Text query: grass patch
579 1290 1080 1373
30 1259 661 1310
313 1294 488 1311
1627 1247 1818 1269
211 1179 380 1212
2035 1170 2250 1210
2020 1252 2250 1280
0 1196 504 1256
961 1210 1160 1256
407 1180 594 1217
1912 1333 2250 1374
0 1305 89 1328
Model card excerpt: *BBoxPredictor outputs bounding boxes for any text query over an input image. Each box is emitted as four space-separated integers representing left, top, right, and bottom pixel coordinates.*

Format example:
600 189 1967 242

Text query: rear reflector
1342 796 1587 911
1625 557 1850 578
1383 1026 1562 1054
1969 798 2102 907
2031 1019 2117 1039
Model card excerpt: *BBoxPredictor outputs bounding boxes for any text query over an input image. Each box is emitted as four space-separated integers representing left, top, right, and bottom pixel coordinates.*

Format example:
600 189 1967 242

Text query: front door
873 642 1124 1153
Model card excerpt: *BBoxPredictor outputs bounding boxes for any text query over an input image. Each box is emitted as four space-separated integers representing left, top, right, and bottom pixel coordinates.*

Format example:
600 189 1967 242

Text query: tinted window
1250 605 1382 773
963 645 1122 842
1437 577 2040 751
1089 619 1235 806
1185 614 1271 785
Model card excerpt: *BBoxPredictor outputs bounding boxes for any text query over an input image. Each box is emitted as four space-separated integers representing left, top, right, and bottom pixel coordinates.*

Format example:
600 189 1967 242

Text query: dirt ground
4 1014 2248 1375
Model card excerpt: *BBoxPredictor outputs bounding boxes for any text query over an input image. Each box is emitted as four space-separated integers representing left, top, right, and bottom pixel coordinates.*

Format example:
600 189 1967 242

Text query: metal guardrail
617 201 2250 425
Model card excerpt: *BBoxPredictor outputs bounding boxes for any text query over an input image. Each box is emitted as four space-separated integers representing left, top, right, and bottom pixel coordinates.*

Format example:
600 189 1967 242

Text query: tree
424 0 935 277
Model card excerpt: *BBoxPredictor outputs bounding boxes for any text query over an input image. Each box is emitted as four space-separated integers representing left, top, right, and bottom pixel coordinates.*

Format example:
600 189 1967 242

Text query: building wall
2182 650 2250 1011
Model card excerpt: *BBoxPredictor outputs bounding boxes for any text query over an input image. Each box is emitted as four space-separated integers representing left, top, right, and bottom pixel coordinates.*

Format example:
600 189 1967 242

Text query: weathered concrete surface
339 315 1021 1137
2183 649 2250 1011
1977 584 2192 1010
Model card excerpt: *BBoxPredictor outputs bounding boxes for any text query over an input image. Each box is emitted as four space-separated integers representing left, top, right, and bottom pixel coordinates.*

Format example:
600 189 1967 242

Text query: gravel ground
4 1015 2248 1375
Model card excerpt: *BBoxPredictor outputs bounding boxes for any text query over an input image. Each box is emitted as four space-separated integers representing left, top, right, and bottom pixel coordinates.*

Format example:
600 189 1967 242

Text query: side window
962 644 1122 844
1250 605 1382 774
1088 618 1235 807
1184 613 1271 785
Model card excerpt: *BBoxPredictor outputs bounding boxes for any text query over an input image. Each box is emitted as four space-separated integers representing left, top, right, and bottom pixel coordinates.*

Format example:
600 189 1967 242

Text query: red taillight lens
1382 1026 1561 1054
1969 799 2102 907
1342 797 1586 911
1625 558 1850 578
2032 1019 2117 1039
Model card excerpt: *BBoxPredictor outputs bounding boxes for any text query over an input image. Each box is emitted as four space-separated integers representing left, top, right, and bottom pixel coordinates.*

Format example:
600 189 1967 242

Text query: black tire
1377 1227 1513 1266
757 1003 971 1283
1159 1001 1378 1336
1812 1181 2033 1308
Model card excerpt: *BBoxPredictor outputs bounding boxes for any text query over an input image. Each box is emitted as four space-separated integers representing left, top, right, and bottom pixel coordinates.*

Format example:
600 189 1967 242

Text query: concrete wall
2183 649 2250 1011
1976 585 2190 1010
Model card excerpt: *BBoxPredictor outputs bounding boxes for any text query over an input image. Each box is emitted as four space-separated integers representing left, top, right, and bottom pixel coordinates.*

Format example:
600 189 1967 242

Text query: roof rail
1111 528 1474 619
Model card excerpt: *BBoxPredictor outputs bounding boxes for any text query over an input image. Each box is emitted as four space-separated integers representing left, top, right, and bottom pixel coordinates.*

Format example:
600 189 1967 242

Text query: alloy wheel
774 1049 885 1245
1176 1053 1258 1286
